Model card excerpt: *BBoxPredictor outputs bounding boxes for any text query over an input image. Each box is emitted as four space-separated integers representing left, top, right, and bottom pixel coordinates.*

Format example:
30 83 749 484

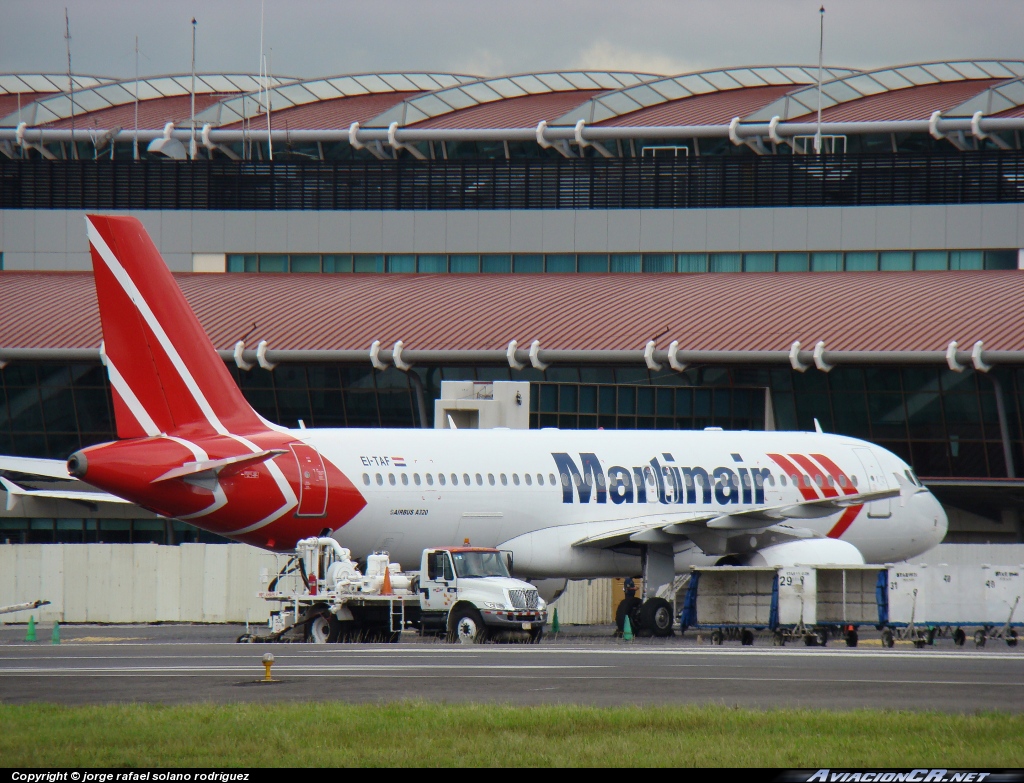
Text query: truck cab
418 547 547 643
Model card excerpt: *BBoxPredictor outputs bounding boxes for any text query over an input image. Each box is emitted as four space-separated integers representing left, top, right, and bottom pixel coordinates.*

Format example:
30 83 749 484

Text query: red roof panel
791 79 1005 123
412 90 605 129
43 94 229 130
3 271 1024 353
598 84 803 127
221 92 423 131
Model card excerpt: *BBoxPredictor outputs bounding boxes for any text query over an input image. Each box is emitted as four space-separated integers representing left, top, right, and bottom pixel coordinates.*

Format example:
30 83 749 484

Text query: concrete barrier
0 543 274 624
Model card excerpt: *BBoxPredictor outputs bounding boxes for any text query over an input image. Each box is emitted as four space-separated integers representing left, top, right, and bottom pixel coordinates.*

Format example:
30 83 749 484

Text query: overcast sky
1 0 1021 83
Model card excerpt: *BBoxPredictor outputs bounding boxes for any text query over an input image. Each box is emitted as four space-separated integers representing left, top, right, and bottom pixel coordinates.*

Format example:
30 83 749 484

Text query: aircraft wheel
974 630 987 648
953 628 966 647
639 597 674 637
614 597 642 636
448 606 488 644
1006 629 1018 648
881 629 894 648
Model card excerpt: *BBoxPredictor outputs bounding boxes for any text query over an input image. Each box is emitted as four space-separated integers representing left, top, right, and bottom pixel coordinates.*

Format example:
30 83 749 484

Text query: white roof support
233 340 253 371
392 340 413 371
369 339 388 371
789 341 811 372
529 340 549 371
813 341 834 372
388 122 426 161
972 340 992 372
946 340 966 372
644 340 662 371
256 340 276 371
506 339 525 371
667 340 686 373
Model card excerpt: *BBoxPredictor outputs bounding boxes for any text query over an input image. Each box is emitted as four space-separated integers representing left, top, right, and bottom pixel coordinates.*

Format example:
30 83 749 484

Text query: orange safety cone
381 566 393 595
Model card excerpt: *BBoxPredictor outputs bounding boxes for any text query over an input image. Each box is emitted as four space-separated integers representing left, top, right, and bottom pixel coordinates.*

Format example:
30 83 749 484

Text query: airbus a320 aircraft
0 215 948 636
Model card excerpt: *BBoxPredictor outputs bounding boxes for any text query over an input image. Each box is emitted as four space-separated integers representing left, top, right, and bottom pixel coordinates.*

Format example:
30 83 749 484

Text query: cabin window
376 473 384 486
500 474 508 486
389 474 397 486
401 474 409 486
523 473 531 486
549 473 556 485
537 474 544 485
362 473 370 486
511 474 519 485
414 473 421 485
476 474 483 486
488 474 496 486
426 474 433 486
463 473 471 485
439 473 447 486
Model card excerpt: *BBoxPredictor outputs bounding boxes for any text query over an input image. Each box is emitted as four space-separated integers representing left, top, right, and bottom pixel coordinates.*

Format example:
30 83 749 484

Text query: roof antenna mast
65 7 76 158
190 17 198 161
815 5 825 155
133 35 140 160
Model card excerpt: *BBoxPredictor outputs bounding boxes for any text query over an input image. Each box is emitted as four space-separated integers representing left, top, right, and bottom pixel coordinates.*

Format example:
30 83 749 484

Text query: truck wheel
614 597 642 637
639 597 674 638
448 607 488 644
304 606 339 643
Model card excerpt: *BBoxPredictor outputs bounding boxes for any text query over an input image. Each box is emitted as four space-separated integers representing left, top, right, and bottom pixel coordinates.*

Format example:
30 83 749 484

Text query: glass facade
227 250 1019 275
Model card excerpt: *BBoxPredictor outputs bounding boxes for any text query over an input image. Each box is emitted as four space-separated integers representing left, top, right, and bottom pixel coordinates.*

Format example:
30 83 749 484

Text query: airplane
0 214 948 636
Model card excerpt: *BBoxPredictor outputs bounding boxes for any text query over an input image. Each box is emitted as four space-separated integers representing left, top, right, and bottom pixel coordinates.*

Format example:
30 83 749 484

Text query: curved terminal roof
746 60 1024 122
3 270 1024 356
1 74 294 128
0 74 112 123
369 72 658 128
947 76 1024 118
554 66 859 126
193 73 478 128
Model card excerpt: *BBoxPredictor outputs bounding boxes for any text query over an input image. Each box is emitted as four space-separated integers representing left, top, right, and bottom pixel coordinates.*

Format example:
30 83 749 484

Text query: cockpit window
451 550 510 578
905 469 923 487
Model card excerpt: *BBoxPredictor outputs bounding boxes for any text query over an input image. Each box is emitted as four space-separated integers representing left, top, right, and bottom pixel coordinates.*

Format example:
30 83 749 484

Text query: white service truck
241 537 547 644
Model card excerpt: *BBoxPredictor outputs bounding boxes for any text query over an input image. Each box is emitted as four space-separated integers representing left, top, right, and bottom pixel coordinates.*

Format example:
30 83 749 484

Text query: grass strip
2 702 1022 767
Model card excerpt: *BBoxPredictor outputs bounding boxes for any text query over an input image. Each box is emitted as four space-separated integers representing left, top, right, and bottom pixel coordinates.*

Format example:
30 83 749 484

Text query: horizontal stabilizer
0 475 130 507
151 449 287 483
0 456 71 480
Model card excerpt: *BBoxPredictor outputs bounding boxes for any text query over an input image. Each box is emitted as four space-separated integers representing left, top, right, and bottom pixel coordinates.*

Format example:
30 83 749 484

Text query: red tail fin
86 214 268 439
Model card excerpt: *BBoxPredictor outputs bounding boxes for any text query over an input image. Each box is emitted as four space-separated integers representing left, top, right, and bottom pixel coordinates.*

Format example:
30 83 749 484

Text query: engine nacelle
530 578 569 604
742 538 866 568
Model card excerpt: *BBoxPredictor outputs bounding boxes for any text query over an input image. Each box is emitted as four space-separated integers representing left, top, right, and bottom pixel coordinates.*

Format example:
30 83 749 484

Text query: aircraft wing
571 474 918 549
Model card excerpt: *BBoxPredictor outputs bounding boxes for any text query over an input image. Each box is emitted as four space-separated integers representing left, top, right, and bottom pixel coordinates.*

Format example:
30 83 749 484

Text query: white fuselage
294 427 947 579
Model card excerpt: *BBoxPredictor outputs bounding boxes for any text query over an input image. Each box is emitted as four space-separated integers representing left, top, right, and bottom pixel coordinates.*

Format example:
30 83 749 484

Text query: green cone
25 615 37 643
623 615 634 641
551 607 560 634
51 622 61 645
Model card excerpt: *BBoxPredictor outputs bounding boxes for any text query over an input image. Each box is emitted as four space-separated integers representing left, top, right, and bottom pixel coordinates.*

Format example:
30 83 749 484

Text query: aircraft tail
86 214 267 439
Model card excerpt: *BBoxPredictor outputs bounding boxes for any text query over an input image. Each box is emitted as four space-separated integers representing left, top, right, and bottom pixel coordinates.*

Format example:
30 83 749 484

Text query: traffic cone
381 566 393 595
622 615 634 641
51 622 61 645
25 615 36 642
551 607 560 634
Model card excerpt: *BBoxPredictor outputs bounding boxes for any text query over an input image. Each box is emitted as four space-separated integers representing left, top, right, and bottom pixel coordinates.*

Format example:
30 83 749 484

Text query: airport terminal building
2 61 1024 545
